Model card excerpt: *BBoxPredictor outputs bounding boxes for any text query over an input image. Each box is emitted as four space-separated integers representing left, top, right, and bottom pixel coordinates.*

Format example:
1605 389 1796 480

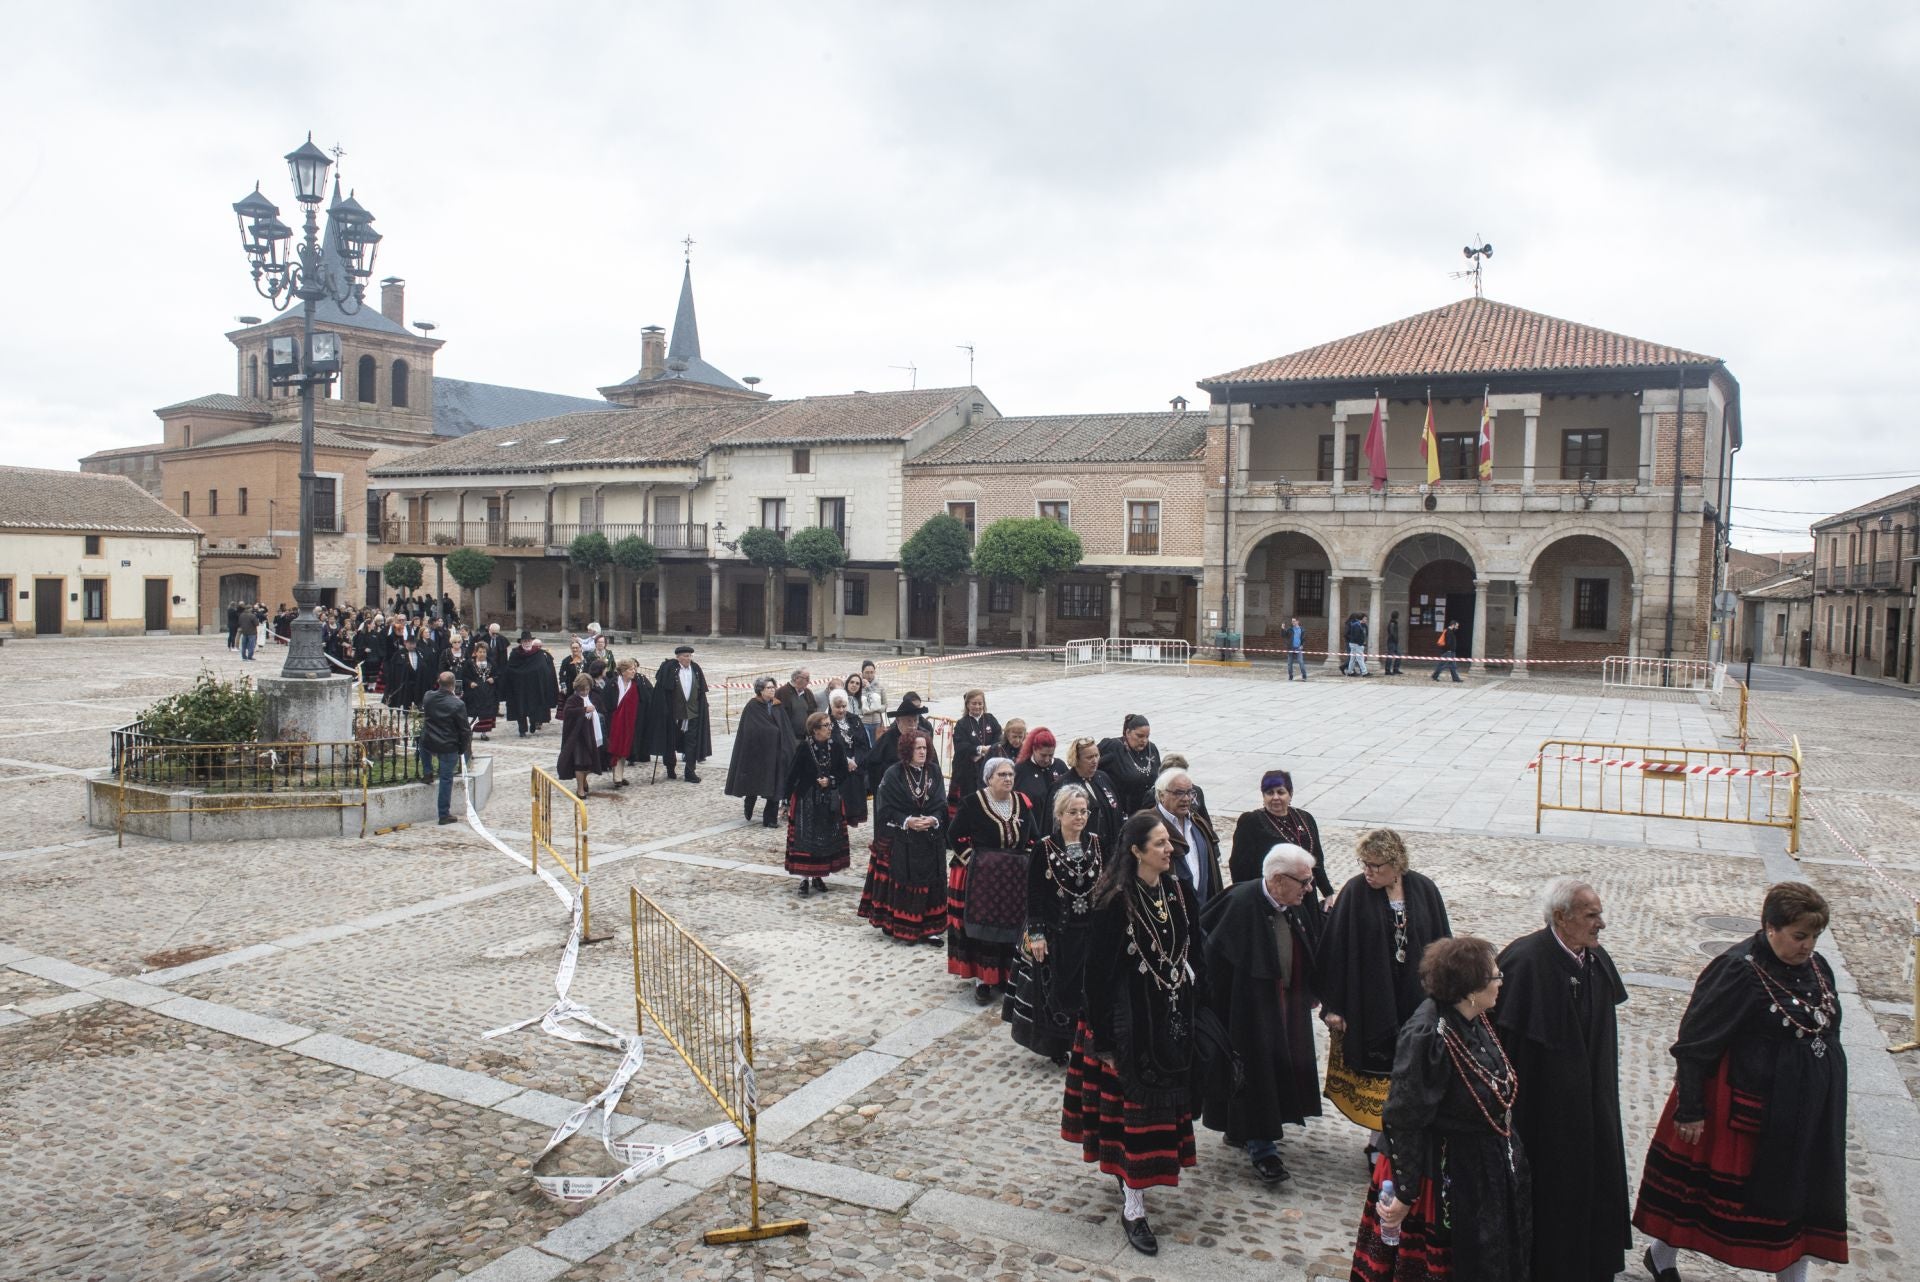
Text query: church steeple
598 245 766 406
668 262 701 364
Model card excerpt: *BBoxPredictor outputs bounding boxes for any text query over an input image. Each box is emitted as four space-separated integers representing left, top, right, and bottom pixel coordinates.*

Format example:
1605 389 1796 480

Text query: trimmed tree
971 517 1084 651
445 547 496 626
568 532 613 634
611 534 659 640
381 554 424 601
737 526 789 650
785 525 848 652
898 513 972 655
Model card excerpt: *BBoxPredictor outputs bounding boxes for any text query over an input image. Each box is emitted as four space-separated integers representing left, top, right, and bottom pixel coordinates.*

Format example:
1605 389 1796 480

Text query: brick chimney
380 277 405 326
640 326 667 379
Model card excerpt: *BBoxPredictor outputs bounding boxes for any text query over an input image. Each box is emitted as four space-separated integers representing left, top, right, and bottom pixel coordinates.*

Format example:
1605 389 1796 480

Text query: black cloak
950 713 1002 798
1227 806 1334 901
1096 735 1161 815
1493 927 1630 1282
503 644 559 727
646 659 713 761
1318 870 1451 1074
726 699 795 801
1199 879 1324 1140
554 692 602 782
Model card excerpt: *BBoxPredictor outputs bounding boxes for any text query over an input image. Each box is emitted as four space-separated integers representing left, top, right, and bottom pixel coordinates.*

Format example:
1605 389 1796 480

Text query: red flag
1477 388 1495 480
1363 396 1388 492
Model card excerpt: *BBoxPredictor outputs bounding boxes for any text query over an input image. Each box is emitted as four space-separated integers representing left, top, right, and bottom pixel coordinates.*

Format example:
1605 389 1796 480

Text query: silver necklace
986 791 1014 820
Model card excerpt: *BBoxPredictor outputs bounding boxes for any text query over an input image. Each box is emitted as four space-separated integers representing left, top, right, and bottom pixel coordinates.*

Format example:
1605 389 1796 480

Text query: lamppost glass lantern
284 136 333 204
267 335 300 374
307 331 342 374
232 186 280 259
1579 472 1598 509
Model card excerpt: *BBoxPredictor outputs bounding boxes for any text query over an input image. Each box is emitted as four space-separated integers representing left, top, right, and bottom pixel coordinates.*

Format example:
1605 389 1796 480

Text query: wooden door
783 580 811 635
735 582 763 638
145 579 168 631
34 579 62 634
908 579 938 639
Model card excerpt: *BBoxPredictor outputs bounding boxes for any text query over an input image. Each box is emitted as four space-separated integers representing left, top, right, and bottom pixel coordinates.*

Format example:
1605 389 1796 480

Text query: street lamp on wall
1579 472 1597 509
229 132 379 678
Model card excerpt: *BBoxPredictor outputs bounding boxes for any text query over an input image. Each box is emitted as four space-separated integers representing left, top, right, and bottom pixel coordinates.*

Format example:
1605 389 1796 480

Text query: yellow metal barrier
531 766 604 941
113 739 372 847
629 887 807 1245
1893 904 1920 1055
1533 736 1802 854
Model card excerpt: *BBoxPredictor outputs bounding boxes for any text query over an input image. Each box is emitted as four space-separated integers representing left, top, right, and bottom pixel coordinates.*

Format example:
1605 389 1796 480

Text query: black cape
1096 735 1160 815
1493 928 1630 1282
1227 807 1334 901
646 659 713 761
503 645 559 727
554 692 601 782
1199 880 1323 1139
726 699 794 801
1013 758 1068 819
1318 870 1451 1074
1057 768 1123 854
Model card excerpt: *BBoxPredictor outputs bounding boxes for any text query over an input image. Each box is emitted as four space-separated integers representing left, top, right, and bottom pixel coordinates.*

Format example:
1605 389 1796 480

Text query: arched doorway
1382 534 1476 658
1243 530 1333 655
1525 535 1635 663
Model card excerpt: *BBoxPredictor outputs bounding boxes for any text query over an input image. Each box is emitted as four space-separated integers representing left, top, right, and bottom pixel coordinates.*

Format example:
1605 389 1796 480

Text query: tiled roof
372 387 978 479
153 392 273 416
1741 572 1813 601
0 466 201 535
80 442 166 461
182 424 373 452
431 377 611 438
1203 297 1720 387
910 410 1206 467
1815 482 1920 528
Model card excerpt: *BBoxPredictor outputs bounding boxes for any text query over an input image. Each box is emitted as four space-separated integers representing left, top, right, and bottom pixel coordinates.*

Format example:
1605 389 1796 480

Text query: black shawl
646 660 712 760
503 644 558 726
1199 879 1324 1137
725 699 793 801
1096 735 1161 815
1013 758 1068 820
1227 806 1333 900
1319 870 1451 1074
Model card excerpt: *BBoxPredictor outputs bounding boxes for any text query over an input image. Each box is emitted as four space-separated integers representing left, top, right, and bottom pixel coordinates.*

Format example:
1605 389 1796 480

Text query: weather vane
682 234 696 264
1452 237 1493 298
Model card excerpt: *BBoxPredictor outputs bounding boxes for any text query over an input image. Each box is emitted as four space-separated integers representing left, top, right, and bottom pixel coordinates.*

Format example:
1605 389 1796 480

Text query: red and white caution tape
1525 753 1799 779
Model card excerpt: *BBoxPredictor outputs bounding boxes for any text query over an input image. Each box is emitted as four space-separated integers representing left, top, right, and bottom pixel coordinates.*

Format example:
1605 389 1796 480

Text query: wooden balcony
1126 524 1161 555
378 520 712 555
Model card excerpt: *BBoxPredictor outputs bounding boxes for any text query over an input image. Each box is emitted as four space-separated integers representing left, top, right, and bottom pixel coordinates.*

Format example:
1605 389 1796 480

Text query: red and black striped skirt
1350 1150 1451 1281
857 832 947 941
1059 1020 1195 1190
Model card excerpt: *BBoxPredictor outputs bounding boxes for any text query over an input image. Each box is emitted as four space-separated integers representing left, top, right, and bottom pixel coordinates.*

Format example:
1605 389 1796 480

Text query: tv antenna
889 362 918 390
1452 238 1493 298
955 342 974 383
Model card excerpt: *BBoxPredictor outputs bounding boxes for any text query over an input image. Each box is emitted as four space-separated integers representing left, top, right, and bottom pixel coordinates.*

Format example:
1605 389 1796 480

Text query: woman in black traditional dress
949 689 1001 811
725 677 792 827
1352 936 1531 1282
558 637 586 693
995 718 1028 764
1063 736 1124 854
1632 882 1848 1282
554 674 604 797
1004 783 1102 1064
948 757 1039 1004
1098 714 1162 816
1013 727 1068 816
857 729 948 944
1060 810 1206 1258
1228 769 1334 906
460 647 498 738
1320 829 1452 1166
784 712 850 898
827 690 870 828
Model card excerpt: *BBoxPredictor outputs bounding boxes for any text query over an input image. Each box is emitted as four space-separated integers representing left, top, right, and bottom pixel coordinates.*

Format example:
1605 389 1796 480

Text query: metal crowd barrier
629 887 808 1245
1600 655 1728 706
531 766 604 941
1061 637 1194 676
1533 736 1802 854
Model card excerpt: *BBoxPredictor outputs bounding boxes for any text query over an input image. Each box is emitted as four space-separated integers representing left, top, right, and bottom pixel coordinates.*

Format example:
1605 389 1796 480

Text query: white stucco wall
2 530 200 636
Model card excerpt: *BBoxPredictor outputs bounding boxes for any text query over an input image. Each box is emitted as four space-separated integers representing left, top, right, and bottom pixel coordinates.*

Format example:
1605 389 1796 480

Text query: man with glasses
1154 768 1223 908
1198 843 1325 1184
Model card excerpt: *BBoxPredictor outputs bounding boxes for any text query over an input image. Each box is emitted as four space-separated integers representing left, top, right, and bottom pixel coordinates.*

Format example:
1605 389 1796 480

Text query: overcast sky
3 2 1914 552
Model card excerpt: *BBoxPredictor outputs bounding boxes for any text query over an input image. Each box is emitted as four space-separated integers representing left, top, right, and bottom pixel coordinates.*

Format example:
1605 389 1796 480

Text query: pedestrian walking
784 711 850 897
226 600 240 650
238 605 259 661
1285 616 1309 681
1345 613 1370 676
726 678 792 827
1431 619 1463 682
1384 611 1403 675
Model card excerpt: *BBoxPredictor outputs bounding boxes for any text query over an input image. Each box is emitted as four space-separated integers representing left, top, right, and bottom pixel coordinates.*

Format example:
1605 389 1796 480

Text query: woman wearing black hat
859 726 949 943
864 695 934 797
1098 714 1162 816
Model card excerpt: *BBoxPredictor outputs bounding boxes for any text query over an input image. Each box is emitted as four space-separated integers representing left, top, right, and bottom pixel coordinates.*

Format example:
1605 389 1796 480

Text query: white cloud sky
2 0 1915 550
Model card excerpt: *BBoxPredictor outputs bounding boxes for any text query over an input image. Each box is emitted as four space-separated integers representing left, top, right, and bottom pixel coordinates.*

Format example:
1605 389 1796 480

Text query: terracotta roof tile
1203 297 1719 387
910 410 1207 467
153 392 273 416
1815 482 1920 528
0 466 201 536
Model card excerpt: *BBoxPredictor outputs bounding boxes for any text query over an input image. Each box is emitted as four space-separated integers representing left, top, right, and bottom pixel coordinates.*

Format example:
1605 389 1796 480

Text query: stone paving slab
14 990 101 1016
288 1031 424 1079
149 994 313 1047
537 1176 707 1262
7 954 116 989
392 1061 525 1107
756 1152 921 1211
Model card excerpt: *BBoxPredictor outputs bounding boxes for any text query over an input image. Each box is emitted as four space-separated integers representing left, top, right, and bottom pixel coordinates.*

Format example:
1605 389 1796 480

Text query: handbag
1189 1004 1244 1101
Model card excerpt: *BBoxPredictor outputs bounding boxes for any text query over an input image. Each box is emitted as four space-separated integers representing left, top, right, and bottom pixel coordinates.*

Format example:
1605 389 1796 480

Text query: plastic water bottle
1377 1179 1401 1247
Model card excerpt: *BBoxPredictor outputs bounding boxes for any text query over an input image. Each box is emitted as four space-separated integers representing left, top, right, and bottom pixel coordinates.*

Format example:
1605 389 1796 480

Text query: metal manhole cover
1697 939 1747 957
1696 916 1759 934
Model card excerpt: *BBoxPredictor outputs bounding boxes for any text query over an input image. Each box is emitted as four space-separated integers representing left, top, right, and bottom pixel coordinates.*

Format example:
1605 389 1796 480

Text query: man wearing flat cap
648 644 711 782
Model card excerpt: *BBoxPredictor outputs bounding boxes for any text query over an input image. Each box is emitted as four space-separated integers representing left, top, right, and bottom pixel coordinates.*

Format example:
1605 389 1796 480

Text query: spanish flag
1420 396 1439 485
1476 387 1495 480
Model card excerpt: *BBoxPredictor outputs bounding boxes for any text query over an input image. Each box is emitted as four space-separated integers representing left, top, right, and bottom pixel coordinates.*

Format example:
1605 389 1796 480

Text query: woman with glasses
1004 784 1103 1065
948 757 1038 1005
1351 935 1532 1281
1319 828 1452 1169
1062 736 1124 854
1228 769 1334 909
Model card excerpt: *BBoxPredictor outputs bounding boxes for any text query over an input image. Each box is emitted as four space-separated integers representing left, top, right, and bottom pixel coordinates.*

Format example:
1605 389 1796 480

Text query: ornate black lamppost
230 135 380 678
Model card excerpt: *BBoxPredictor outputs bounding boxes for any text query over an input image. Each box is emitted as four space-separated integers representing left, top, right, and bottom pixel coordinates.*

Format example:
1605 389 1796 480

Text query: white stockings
1121 1185 1146 1220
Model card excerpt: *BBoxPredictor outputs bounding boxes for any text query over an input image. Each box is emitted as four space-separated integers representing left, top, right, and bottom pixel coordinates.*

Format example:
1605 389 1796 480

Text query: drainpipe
1661 364 1686 669
1218 382 1234 659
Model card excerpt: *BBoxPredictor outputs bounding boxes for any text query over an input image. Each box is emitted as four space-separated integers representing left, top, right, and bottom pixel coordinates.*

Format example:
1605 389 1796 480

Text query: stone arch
1231 517 1337 572
1515 522 1639 575
1522 532 1637 662
1366 517 1489 578
1239 524 1338 653
1378 531 1479 658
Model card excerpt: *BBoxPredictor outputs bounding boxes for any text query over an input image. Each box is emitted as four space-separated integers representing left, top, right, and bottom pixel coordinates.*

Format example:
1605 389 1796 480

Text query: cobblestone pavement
1 634 1916 1281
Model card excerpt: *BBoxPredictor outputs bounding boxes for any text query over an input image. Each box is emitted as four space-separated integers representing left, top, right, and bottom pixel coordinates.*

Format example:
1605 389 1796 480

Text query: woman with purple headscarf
1228 769 1333 911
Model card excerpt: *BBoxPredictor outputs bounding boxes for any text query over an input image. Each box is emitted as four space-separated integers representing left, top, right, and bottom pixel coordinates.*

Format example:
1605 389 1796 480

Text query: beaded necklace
1263 807 1311 852
1438 1012 1520 1170
1747 952 1836 1058
1045 836 1099 917
1123 877 1189 992
904 764 934 805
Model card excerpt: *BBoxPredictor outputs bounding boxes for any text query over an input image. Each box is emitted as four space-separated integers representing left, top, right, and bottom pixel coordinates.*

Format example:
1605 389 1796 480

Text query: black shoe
1051 1051 1070 1066
614 779 629 789
1642 1247 1681 1282
743 799 756 821
684 772 700 784
1451 677 1463 683
1122 1216 1158 1256
799 880 812 898
811 877 828 892
974 982 996 1006
1251 1153 1290 1184
762 813 780 829
438 814 457 825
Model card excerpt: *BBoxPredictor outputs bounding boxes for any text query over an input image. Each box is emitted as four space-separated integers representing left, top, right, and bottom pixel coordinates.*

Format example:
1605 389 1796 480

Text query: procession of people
365 621 1852 1278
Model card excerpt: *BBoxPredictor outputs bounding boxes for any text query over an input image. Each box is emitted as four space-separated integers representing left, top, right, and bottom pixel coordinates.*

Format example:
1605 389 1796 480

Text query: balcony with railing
1813 561 1902 591
546 523 709 552
1126 521 1160 555
379 518 709 554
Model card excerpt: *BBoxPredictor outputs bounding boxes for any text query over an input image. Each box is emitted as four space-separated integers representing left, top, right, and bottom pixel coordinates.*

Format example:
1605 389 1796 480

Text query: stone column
966 575 979 647
834 570 845 642
1637 405 1655 492
896 571 910 641
514 561 524 632
1036 586 1049 648
1331 410 1347 494
456 490 467 543
1522 411 1539 494
1471 577 1490 673
1233 573 1247 655
1511 579 1532 678
657 564 670 636
1628 581 1644 659
1108 572 1124 636
1367 577 1385 661
543 485 555 548
707 561 721 637
559 566 569 634
1324 573 1345 668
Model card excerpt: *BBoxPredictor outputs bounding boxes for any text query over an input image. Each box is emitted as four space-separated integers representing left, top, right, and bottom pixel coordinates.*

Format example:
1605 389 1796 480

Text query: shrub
140 669 263 744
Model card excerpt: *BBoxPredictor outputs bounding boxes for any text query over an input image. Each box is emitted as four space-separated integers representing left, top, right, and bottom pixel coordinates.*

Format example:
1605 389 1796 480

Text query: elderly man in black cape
727 677 793 827
1201 842 1324 1184
647 645 711 783
865 696 930 795
503 631 559 737
1494 876 1630 1282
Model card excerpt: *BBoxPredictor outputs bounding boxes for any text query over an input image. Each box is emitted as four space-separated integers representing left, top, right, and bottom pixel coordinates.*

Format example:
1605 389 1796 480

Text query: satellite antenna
1452 238 1494 298
235 315 262 326
743 376 762 388
955 342 975 383
889 362 918 390
412 321 438 334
